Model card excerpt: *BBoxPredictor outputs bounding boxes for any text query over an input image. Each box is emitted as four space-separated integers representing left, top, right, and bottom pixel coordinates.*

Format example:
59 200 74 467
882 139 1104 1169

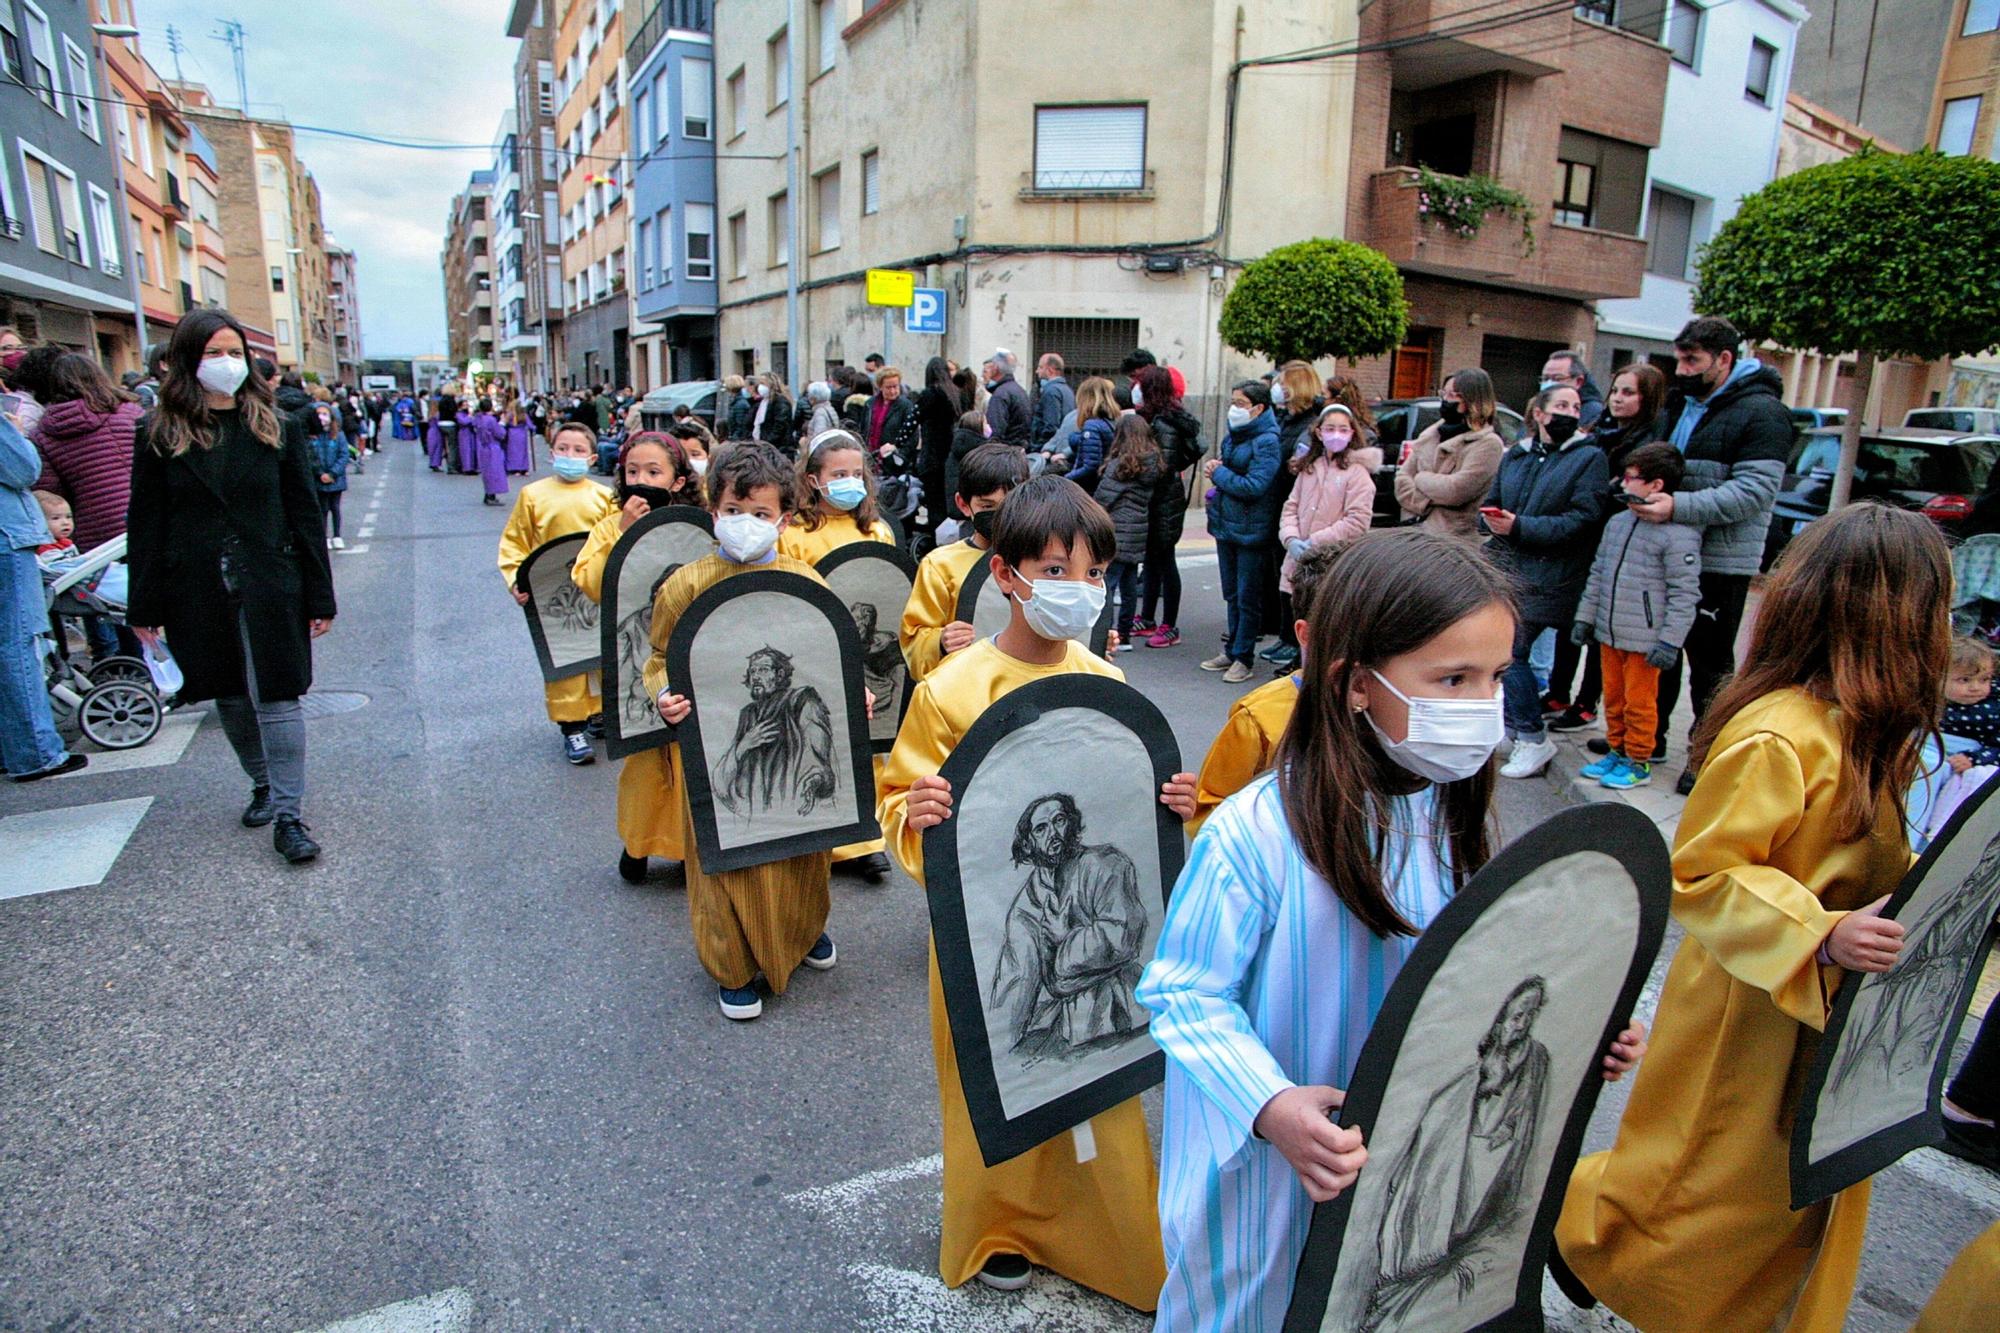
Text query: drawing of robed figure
715 646 836 818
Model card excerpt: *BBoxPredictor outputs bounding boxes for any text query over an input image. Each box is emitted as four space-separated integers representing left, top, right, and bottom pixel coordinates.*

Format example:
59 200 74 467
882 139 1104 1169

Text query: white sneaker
1499 738 1557 779
331 536 347 550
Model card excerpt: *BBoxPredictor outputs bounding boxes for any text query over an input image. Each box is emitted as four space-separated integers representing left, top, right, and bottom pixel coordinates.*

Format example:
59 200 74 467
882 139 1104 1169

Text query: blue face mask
825 477 867 511
551 455 590 481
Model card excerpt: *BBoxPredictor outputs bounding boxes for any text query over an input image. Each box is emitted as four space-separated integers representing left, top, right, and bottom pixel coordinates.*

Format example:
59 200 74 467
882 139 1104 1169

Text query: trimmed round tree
1694 148 2000 509
1219 239 1409 367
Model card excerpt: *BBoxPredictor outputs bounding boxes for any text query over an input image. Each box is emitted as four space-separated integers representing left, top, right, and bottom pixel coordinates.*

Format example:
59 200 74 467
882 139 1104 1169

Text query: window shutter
862 150 880 215
1034 106 1145 191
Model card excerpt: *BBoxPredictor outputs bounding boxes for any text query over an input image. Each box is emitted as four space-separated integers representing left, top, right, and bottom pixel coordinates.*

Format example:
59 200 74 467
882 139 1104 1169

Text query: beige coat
1392 423 1505 539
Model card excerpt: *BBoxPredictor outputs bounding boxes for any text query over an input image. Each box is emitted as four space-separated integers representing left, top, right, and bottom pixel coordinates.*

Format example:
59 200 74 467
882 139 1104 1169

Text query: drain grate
300 691 371 720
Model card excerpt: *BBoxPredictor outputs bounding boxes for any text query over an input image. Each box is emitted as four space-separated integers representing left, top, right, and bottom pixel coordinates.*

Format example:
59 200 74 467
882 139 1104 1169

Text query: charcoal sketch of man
1361 976 1553 1331
714 646 835 818
851 599 904 724
989 793 1149 1064
617 567 679 727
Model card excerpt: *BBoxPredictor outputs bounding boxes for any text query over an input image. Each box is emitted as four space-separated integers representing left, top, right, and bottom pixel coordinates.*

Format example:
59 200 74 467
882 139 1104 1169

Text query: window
1745 38 1777 105
191 178 219 226
0 7 21 86
270 263 285 292
537 59 555 116
1029 316 1142 385
1553 127 1646 233
1554 159 1595 228
87 186 116 274
813 167 840 251
683 57 712 139
1645 188 1697 279
1574 0 1616 22
686 203 713 280
769 27 789 109
769 190 790 265
148 229 163 289
728 68 747 138
21 148 82 263
135 111 154 177
861 149 880 215
22 4 58 110
263 208 284 242
1966 0 1999 35
277 318 291 345
1033 105 1147 191
771 340 789 382
62 39 96 140
729 210 747 279
815 0 839 75
653 66 670 147
652 208 669 282
637 217 653 288
128 210 144 278
1668 0 1702 68
633 89 651 156
1940 96 1983 155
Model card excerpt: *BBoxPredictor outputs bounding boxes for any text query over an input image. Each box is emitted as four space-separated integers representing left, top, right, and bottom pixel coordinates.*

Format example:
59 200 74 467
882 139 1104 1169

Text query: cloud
136 0 519 355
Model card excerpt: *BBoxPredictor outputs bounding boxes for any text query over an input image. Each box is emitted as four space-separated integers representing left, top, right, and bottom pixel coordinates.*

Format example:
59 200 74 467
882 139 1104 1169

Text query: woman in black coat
913 356 962 544
1132 364 1202 647
126 308 336 864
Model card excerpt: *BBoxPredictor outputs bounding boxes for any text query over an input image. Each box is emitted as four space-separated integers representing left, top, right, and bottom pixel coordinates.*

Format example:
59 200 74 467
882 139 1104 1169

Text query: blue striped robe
1136 773 1454 1332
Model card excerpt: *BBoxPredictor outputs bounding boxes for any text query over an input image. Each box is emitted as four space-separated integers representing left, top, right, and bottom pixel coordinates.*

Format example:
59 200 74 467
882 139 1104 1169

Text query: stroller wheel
79 681 162 750
88 655 154 689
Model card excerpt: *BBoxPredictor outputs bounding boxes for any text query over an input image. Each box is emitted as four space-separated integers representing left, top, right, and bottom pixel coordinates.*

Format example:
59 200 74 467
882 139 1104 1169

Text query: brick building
325 238 363 383
442 170 495 372
504 0 564 393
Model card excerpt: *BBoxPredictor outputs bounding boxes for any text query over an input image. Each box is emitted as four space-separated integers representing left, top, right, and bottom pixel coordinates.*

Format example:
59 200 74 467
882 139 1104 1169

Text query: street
1 442 1993 1332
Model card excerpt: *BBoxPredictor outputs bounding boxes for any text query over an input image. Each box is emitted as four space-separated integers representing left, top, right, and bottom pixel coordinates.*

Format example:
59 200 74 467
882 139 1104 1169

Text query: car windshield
1907 410 1981 432
1854 440 1998 494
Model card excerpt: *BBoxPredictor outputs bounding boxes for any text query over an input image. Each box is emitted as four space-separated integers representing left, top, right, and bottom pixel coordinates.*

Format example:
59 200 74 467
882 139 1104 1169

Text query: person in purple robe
475 400 508 504
425 414 446 470
455 411 478 474
503 401 533 474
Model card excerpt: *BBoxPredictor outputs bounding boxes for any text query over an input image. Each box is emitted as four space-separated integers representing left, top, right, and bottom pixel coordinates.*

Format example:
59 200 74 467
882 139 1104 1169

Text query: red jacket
33 400 140 550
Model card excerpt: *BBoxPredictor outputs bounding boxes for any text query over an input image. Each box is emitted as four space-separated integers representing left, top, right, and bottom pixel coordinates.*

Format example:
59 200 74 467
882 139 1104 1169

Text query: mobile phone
1615 489 1649 505
1479 506 1504 517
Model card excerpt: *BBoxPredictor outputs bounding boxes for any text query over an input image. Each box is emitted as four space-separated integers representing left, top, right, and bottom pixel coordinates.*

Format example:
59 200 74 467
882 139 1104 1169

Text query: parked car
1764 427 2000 564
1367 397 1526 528
1791 406 1849 433
638 379 721 430
1906 406 2000 434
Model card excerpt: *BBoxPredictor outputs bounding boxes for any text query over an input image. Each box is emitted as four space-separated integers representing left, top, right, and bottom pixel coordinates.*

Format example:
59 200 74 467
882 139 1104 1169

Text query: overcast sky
133 0 518 356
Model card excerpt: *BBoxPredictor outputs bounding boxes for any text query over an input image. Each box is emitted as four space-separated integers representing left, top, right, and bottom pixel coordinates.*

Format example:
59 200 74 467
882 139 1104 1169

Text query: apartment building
504 0 564 393
326 238 363 382
551 0 630 389
1341 0 1670 411
94 0 196 348
712 0 1352 416
488 111 532 385
1592 0 1806 382
626 0 718 390
443 169 495 373
0 0 140 367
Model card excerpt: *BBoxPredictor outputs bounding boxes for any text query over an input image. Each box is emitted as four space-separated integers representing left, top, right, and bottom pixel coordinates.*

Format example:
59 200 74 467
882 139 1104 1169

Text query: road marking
300 1286 474 1333
786 1153 942 1222
845 1262 1145 1332
357 526 376 539
1900 1145 2000 1213
338 544 369 554
57 708 203 777
0 797 153 901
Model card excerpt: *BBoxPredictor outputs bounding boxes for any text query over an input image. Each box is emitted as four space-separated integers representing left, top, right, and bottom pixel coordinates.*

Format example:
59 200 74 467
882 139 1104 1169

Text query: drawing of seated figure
851 600 905 722
990 793 1149 1064
1362 976 1553 1331
714 646 836 818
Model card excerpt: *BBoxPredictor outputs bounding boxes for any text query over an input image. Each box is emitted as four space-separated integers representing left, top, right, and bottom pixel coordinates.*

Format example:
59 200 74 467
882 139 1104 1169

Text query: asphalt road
0 444 1991 1331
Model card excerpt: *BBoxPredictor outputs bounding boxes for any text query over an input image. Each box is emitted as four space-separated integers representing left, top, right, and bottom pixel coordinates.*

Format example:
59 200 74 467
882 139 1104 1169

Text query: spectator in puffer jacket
1200 381 1284 682
30 352 141 551
1277 403 1377 620
1633 316 1791 794
1089 414 1164 645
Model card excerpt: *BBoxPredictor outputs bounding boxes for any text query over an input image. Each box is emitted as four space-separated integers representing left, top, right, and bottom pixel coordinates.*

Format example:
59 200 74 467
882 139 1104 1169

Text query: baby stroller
1952 532 2000 642
41 533 166 750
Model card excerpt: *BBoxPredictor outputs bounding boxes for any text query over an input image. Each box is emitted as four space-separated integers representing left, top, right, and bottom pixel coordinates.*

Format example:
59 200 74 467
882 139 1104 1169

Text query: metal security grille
1030 317 1140 386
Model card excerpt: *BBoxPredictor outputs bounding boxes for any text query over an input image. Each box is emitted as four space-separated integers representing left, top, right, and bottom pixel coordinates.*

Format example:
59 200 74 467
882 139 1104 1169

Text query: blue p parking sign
905 287 947 335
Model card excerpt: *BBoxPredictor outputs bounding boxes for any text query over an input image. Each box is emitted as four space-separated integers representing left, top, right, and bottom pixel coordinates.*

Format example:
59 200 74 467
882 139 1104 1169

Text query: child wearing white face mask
877 474 1199 1307
1137 528 1648 1332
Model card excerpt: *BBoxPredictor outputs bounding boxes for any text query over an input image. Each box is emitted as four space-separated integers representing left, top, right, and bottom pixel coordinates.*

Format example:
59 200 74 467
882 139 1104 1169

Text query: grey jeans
212 606 306 820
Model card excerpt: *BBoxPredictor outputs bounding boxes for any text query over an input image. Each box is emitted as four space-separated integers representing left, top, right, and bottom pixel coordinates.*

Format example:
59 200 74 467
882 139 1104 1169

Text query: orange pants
1600 645 1662 762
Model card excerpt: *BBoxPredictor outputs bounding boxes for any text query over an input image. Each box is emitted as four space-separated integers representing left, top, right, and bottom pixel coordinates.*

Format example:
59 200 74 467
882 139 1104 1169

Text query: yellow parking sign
865 269 916 307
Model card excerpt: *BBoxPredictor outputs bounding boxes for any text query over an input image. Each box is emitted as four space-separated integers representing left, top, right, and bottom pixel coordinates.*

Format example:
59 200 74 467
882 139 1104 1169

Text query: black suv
1765 427 2000 563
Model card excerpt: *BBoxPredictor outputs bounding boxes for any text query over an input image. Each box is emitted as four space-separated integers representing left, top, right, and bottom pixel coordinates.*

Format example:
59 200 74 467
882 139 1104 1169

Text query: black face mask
618 481 682 511
1673 368 1715 400
1438 400 1466 426
969 509 998 543
1543 414 1579 447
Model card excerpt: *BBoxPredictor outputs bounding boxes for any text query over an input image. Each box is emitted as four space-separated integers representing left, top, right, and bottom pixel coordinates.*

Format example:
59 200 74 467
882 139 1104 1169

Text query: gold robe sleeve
570 512 624 602
1190 703 1275 835
496 488 540 585
901 559 958 683
876 676 957 886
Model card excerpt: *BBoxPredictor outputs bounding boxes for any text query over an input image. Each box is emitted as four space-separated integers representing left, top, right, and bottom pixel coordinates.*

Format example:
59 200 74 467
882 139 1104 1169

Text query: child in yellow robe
899 444 1030 683
1187 542 1343 834
645 444 850 1022
572 431 704 883
1557 504 1945 1332
498 422 618 765
779 428 898 883
878 474 1199 1306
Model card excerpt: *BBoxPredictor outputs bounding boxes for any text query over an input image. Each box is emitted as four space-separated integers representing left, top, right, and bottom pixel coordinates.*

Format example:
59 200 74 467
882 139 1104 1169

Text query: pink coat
33 399 141 551
1277 452 1378 592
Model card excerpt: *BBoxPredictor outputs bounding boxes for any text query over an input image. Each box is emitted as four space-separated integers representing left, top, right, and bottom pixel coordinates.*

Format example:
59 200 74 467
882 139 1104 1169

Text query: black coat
916 385 960 482
1483 440 1610 624
126 410 337 704
1092 456 1162 563
944 425 988 503
725 393 753 440
754 396 797 453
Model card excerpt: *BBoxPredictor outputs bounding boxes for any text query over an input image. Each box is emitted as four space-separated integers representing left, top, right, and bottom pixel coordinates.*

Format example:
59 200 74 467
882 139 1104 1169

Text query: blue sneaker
718 983 763 1020
1600 757 1653 790
1579 753 1619 781
803 933 837 971
563 731 595 765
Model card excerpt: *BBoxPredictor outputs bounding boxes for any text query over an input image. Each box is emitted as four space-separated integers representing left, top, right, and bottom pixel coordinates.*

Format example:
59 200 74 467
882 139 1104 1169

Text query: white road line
786 1153 942 1221
299 1286 474 1333
357 526 376 539
1899 1145 2000 1213
338 544 369 554
845 1262 1146 1332
58 709 204 777
0 797 153 901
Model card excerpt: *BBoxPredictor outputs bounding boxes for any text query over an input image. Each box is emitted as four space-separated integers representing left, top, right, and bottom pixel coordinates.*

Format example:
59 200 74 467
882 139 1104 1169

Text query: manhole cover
300 690 371 719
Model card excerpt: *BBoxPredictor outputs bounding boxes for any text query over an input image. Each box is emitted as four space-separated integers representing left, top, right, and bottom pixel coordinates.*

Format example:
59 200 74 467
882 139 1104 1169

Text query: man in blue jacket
0 414 85 779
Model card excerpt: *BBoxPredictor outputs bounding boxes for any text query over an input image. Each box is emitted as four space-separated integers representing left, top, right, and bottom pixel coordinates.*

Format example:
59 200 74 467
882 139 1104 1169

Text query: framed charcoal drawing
667 570 879 874
955 555 1113 657
1284 803 1671 1333
515 532 600 682
1791 771 2000 1209
601 506 716 760
815 542 919 754
922 674 1184 1167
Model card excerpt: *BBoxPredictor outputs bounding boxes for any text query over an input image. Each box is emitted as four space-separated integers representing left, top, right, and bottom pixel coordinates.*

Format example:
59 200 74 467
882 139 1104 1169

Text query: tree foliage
1219 239 1409 365
1694 149 2000 362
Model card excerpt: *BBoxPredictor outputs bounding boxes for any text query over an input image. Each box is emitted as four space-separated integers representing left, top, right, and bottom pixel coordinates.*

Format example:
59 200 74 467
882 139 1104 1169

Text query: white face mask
1270 382 1288 406
715 511 780 563
1227 405 1253 430
197 354 249 397
1131 383 1144 408
1364 669 1503 783
689 457 709 476
1008 570 1105 643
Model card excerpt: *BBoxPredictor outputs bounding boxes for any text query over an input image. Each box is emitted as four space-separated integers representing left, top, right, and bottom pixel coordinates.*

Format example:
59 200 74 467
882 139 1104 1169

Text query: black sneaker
1652 738 1669 763
803 933 837 971
242 784 276 827
1586 737 1611 756
274 817 320 864
835 851 891 883
618 852 648 884
976 1253 1032 1291
11 753 87 782
585 713 607 740
1548 706 1596 733
1675 767 1697 796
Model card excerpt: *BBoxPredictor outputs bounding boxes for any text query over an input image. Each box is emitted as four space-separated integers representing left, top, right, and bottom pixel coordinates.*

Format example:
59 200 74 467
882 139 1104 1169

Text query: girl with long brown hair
1558 502 1942 1332
1140 528 1645 1329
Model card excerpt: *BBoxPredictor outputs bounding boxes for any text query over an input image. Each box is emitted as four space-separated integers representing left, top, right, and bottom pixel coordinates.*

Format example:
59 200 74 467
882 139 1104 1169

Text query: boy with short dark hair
1572 442 1702 790
645 443 847 1022
877 474 1197 1306
900 443 1031 682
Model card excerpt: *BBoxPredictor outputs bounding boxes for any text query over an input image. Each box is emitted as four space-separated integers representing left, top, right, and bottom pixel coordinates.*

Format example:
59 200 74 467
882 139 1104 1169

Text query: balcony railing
61 229 83 265
100 257 124 278
0 214 22 241
163 172 187 220
1018 169 1156 201
628 0 712 59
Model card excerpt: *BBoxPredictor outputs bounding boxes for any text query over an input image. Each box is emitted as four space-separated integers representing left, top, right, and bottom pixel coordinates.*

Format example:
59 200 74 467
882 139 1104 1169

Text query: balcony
0 212 22 240
628 0 712 59
101 256 124 279
180 280 195 313
1380 0 1564 90
163 172 187 221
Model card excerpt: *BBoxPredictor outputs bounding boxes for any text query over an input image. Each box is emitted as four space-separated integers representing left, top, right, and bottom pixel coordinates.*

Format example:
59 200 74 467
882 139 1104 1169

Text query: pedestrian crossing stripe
0 797 152 900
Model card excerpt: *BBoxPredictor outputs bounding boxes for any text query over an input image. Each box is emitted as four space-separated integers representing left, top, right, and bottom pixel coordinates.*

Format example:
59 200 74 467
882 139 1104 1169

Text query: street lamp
91 23 148 367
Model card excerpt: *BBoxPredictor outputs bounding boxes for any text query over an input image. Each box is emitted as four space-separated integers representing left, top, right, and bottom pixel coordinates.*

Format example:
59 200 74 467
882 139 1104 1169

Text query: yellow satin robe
778 511 896 864
876 637 1166 1310
1914 1219 2000 1331
572 512 681 862
644 552 834 992
498 476 617 723
1189 673 1299 834
899 538 990 683
1557 689 1912 1332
